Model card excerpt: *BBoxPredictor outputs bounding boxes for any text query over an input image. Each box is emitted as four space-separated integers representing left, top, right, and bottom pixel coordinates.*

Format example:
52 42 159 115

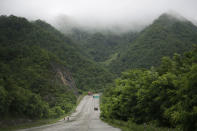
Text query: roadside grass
102 119 182 131
0 118 62 131
0 93 86 131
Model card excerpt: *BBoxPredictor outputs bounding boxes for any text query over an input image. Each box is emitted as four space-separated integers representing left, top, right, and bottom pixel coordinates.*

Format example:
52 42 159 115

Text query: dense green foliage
0 15 113 121
61 13 197 75
101 46 197 131
109 14 197 74
103 119 178 131
1 13 197 130
68 29 137 63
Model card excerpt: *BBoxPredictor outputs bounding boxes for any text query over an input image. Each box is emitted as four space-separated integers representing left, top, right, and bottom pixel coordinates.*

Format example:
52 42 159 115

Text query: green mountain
109 13 197 74
0 15 113 121
63 28 138 63
58 13 197 75
1 12 197 126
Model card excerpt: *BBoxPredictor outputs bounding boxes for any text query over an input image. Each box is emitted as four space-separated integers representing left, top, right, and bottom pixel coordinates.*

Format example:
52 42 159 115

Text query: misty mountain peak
154 12 189 26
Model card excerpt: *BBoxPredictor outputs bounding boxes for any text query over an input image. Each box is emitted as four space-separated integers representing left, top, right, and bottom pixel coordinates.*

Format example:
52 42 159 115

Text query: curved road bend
18 94 121 131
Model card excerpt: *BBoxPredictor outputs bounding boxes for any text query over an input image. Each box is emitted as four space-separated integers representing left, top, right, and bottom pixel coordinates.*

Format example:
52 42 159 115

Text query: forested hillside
58 27 138 64
1 12 197 130
56 13 197 75
108 13 197 74
0 15 113 122
101 46 197 131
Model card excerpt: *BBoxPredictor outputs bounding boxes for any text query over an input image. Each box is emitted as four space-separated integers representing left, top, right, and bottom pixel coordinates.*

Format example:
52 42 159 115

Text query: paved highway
18 94 121 131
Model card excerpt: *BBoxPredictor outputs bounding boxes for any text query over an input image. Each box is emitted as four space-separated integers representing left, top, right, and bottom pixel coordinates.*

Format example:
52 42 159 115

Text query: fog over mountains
1 1 197 130
52 11 196 34
1 0 197 32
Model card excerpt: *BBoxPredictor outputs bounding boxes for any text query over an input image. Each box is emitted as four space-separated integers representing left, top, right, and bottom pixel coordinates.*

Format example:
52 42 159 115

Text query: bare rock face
51 62 78 95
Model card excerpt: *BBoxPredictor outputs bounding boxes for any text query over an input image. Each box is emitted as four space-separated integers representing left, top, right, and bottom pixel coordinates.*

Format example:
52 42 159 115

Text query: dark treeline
101 46 197 131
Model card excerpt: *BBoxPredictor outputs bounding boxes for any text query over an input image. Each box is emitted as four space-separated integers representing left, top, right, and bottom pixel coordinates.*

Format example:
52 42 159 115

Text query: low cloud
1 0 197 32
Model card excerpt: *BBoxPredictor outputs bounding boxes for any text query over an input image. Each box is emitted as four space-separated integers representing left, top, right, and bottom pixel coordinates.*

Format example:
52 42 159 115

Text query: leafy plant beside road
101 46 197 131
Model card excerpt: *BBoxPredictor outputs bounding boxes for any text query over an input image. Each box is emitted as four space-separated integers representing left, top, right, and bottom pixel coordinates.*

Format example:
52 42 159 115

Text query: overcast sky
1 0 197 30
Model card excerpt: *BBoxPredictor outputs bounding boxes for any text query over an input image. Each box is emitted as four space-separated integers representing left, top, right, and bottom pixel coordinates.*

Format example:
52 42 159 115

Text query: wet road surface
18 94 121 131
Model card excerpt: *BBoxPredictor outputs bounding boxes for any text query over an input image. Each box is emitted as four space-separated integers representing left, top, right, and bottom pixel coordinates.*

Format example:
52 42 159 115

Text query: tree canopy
101 46 197 131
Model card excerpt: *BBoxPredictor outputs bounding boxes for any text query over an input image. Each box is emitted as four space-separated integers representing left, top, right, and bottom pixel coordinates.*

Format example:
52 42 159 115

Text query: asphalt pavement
17 94 121 131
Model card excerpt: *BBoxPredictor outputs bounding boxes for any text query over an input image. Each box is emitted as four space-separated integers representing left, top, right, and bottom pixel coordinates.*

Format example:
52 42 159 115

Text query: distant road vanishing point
18 94 121 131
